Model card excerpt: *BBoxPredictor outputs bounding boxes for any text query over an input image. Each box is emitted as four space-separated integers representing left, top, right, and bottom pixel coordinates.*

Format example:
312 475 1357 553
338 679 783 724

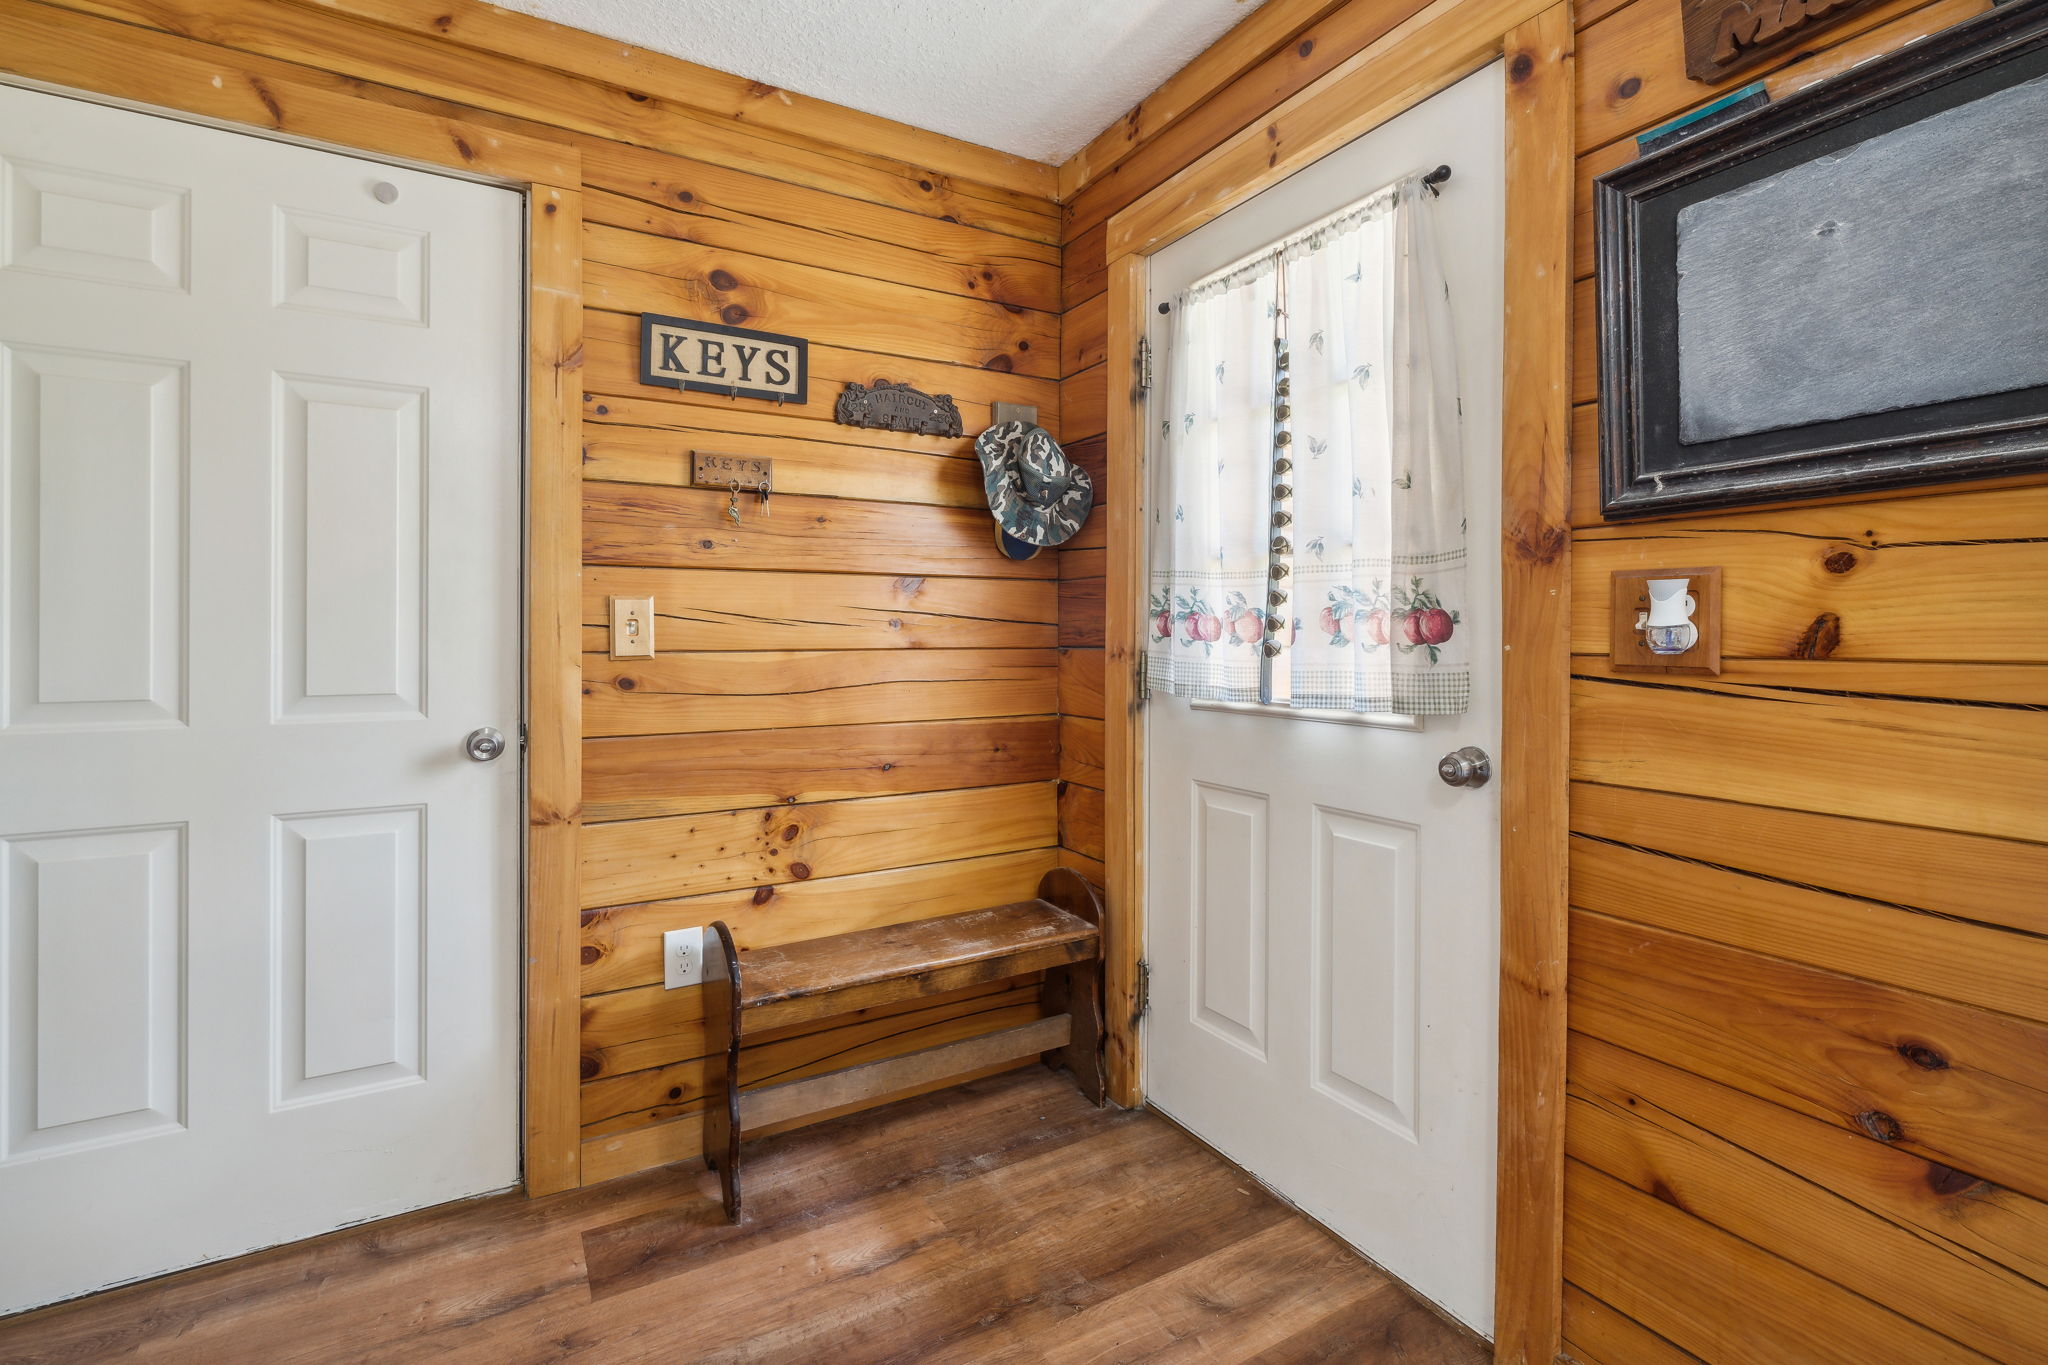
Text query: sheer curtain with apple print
1144 171 1469 716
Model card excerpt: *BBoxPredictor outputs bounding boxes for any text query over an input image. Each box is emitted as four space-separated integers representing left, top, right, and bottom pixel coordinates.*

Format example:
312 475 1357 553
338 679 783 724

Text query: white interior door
1142 64 1505 1334
0 85 523 1314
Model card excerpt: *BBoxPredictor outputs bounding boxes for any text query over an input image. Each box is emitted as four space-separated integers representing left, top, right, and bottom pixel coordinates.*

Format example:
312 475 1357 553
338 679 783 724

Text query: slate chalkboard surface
1595 3 2048 518
1676 69 2048 444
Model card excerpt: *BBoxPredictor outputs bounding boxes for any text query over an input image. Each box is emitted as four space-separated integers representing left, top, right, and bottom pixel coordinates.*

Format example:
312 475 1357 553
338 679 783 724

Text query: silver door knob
1437 746 1491 788
465 727 507 762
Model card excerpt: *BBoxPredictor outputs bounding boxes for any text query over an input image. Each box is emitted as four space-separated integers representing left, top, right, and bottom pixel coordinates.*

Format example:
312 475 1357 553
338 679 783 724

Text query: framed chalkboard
1596 3 2048 518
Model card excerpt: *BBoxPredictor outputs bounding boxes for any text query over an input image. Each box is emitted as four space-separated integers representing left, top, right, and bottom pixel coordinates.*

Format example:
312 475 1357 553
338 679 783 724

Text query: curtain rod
1156 164 1454 313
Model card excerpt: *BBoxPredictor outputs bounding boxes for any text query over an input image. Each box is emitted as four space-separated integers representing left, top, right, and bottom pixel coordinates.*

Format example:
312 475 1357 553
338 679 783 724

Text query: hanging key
726 480 744 527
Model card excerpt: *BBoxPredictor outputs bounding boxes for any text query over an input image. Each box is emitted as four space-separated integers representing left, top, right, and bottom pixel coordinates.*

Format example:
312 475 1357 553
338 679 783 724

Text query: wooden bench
700 868 1105 1222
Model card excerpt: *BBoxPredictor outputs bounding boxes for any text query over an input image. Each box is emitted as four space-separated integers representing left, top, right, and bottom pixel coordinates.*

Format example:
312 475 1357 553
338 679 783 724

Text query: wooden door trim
523 183 587 1197
0 67 588 1197
1100 3 1575 1359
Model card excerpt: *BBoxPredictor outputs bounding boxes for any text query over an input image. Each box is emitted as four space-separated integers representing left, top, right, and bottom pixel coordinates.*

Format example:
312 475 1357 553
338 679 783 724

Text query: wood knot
615 676 635 691
720 304 750 326
1822 549 1858 574
668 1087 683 1100
579 1054 601 1080
1509 51 1535 83
1298 38 1314 58
579 945 602 966
1617 76 1642 100
751 885 776 905
708 268 739 291
789 861 812 880
1897 1041 1948 1071
982 353 1015 372
1855 1110 1904 1143
1924 1162 1987 1198
1648 1178 1684 1209
625 90 648 103
781 825 800 841
676 190 695 204
543 202 558 215
1792 612 1840 660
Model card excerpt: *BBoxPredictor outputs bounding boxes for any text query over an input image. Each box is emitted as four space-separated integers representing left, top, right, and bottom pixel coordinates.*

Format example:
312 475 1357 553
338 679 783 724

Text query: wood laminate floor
0 1069 1489 1365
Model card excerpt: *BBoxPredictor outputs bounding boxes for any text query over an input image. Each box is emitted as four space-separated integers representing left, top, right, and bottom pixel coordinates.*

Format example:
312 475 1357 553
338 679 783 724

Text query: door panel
275 375 426 717
1311 806 1418 1135
274 807 424 1106
3 825 184 1157
1 158 188 291
4 345 186 729
1192 781 1268 1056
1144 64 1506 1334
0 83 521 1314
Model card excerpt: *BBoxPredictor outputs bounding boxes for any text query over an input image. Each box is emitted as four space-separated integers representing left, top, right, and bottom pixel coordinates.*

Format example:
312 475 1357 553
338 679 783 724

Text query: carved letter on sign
1681 0 1876 81
641 313 808 404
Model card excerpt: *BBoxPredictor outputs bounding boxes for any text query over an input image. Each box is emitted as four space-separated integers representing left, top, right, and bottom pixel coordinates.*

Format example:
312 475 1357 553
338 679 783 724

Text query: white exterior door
1142 65 1505 1334
0 85 523 1314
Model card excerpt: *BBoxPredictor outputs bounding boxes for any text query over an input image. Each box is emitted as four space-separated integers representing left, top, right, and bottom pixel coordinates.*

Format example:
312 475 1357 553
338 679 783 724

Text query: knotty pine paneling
1552 0 2041 1354
583 718 1059 822
1 0 1076 1186
1047 0 2048 1354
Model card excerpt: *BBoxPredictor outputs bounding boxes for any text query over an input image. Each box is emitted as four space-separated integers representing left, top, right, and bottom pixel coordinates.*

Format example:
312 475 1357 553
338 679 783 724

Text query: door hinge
1133 656 1151 708
1132 959 1151 1024
1137 335 1154 394
518 722 529 754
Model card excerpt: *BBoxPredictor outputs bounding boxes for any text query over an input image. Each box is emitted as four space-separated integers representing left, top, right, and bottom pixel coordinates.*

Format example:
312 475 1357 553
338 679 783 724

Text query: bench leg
1043 956 1107 1105
702 920 744 1222
1037 869 1108 1104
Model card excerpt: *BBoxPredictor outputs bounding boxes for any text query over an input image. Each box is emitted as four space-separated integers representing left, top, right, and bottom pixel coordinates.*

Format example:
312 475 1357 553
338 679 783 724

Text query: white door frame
0 69 590 1200
1090 4 1575 1359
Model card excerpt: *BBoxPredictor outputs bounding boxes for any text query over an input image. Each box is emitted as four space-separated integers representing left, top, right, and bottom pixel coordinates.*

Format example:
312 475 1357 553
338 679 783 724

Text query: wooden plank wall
0 0 1071 1189
1555 2 2048 1362
1058 0 2048 1360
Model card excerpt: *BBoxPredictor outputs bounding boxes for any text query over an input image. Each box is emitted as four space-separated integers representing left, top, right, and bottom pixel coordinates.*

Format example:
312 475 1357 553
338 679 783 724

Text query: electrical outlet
663 926 705 990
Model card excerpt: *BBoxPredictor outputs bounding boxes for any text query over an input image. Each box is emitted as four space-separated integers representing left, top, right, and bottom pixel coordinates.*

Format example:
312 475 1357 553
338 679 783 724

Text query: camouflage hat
974 420 1094 547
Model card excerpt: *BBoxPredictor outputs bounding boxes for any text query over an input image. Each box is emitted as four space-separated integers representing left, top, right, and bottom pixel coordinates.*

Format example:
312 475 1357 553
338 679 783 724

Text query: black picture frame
639 312 809 405
1596 2 2048 519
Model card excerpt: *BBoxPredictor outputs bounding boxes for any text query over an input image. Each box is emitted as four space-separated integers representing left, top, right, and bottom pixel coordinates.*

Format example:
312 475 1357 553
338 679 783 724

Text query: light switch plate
663 926 705 990
609 596 655 659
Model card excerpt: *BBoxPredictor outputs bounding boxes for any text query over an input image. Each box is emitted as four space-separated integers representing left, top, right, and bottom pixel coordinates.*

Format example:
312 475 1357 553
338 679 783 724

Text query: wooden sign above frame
1679 0 1880 82
1596 3 2048 518
641 313 808 404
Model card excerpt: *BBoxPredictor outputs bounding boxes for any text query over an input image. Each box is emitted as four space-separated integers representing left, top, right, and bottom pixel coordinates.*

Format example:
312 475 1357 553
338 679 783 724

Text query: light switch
610 596 655 659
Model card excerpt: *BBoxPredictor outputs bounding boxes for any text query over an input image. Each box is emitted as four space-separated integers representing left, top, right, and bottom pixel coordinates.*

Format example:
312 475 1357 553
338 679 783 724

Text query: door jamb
1099 3 1574 1359
0 68 589 1198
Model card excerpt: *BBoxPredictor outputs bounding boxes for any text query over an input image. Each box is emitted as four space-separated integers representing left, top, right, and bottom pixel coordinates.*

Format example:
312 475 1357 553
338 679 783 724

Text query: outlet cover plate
663 926 705 990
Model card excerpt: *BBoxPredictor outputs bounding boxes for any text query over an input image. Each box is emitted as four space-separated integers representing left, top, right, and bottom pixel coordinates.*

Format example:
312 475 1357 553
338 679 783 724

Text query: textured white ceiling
490 0 1256 164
